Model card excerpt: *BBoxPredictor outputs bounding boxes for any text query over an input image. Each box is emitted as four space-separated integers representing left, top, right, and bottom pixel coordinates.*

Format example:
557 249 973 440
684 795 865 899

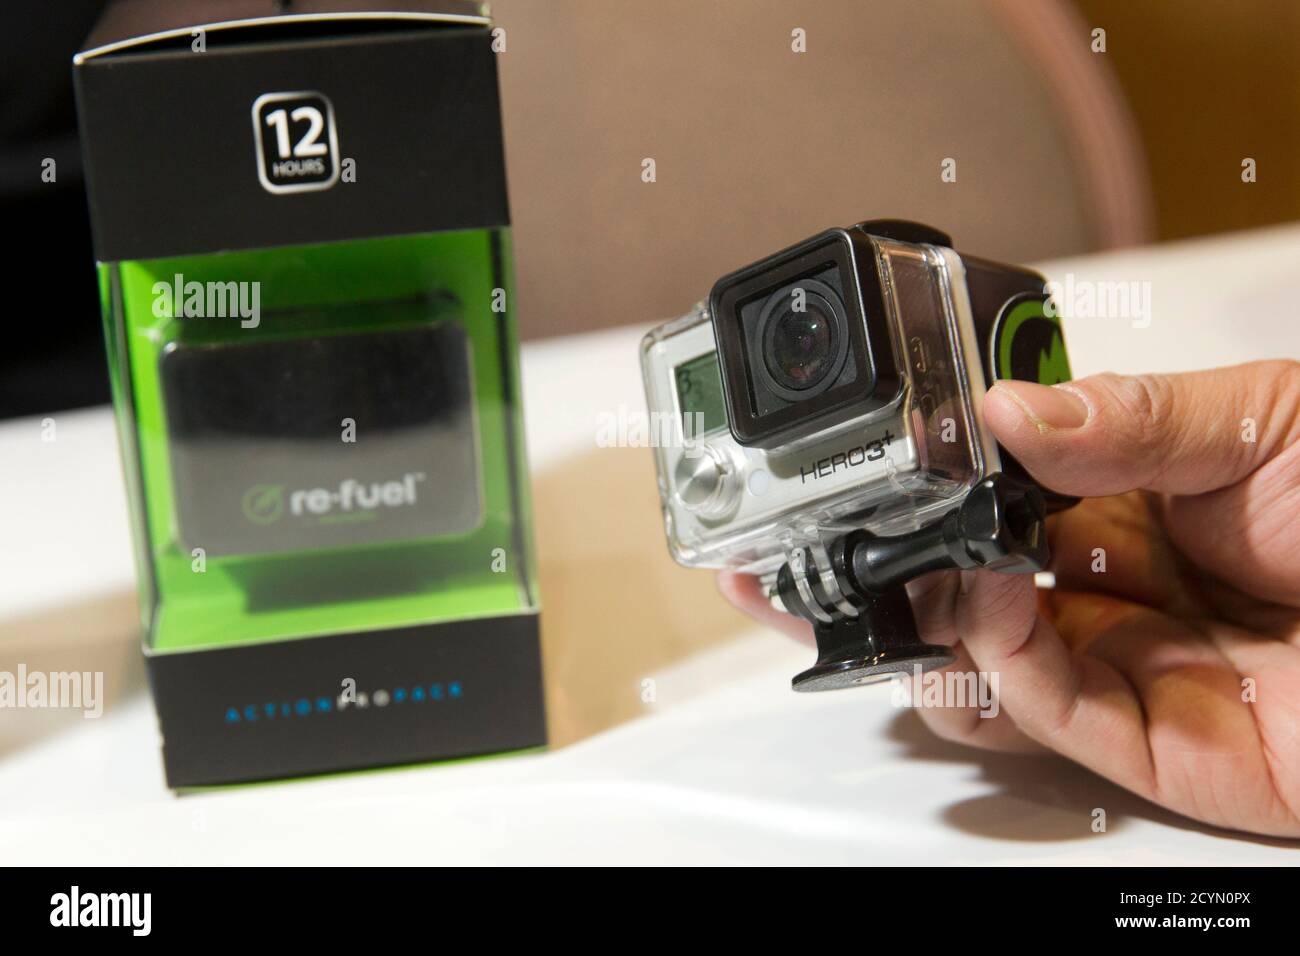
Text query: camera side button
673 445 738 518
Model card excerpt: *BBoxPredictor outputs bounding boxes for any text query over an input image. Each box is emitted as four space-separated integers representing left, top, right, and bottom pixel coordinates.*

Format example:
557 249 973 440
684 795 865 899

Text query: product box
73 0 544 786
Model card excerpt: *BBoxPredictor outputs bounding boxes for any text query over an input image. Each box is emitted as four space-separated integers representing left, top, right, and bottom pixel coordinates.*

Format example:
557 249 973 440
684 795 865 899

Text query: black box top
77 0 488 62
74 0 509 261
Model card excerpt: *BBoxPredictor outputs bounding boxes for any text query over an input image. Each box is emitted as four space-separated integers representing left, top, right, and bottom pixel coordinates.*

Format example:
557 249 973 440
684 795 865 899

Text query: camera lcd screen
675 352 728 437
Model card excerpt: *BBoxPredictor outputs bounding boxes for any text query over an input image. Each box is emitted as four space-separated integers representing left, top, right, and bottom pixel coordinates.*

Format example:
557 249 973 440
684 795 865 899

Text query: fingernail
992 381 1089 431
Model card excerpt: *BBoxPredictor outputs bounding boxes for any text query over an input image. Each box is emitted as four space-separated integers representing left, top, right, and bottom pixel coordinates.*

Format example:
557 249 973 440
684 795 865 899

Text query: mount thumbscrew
776 473 1048 691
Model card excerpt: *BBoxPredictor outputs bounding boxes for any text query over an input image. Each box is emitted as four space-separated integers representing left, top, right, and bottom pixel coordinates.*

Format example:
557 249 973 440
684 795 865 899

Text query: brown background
1075 0 1300 240
490 0 1298 341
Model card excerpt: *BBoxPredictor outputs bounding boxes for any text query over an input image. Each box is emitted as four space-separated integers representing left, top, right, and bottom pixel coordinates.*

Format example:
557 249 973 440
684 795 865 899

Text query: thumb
982 361 1300 498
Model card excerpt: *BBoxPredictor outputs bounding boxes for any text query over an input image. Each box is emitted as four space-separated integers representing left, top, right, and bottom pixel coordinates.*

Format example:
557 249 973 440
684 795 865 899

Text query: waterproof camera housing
642 220 1076 690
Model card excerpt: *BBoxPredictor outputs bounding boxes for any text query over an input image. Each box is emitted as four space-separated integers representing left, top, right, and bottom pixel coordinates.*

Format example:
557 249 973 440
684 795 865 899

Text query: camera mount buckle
773 473 1049 691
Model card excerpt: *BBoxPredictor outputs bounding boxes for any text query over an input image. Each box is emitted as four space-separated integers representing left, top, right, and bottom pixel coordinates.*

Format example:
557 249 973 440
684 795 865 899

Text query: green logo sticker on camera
991 293 1072 385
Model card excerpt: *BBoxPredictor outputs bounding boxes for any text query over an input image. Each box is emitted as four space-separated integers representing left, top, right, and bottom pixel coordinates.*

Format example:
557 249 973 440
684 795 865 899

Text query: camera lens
766 305 834 390
755 279 850 401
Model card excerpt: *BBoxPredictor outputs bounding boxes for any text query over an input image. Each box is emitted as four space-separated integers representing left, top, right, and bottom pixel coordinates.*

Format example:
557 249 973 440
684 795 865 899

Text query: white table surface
3 225 1299 864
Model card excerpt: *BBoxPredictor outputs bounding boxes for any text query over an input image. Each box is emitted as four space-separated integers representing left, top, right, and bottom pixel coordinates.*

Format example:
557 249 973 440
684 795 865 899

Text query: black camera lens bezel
709 227 900 449
754 278 851 399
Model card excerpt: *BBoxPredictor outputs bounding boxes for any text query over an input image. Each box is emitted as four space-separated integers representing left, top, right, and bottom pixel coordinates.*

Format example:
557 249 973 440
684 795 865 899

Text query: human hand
720 360 1300 837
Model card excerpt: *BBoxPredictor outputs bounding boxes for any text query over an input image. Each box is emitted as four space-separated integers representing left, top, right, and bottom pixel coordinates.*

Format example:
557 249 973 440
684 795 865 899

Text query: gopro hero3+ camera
642 220 1077 691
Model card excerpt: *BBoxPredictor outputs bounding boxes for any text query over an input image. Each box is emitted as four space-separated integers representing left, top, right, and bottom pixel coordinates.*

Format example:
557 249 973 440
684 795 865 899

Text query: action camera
642 220 1077 691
